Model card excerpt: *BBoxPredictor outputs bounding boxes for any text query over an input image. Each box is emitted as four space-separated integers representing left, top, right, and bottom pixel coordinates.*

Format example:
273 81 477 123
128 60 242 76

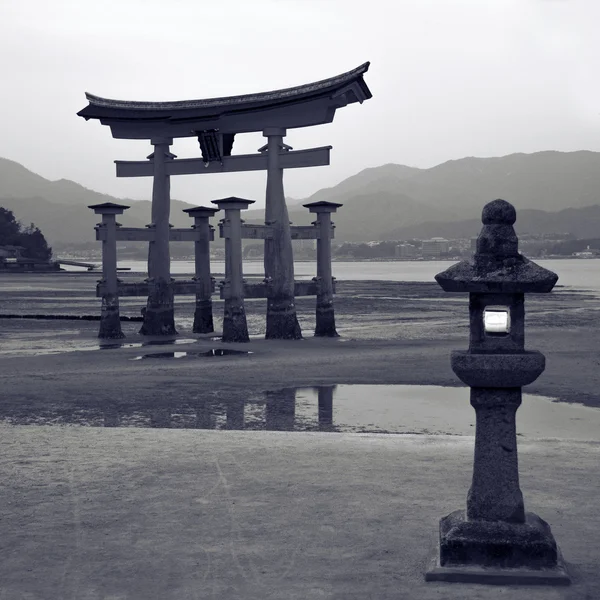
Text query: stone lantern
425 199 570 585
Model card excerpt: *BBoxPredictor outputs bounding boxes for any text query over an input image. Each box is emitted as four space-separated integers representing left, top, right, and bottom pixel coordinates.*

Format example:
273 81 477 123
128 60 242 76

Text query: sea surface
99 258 600 293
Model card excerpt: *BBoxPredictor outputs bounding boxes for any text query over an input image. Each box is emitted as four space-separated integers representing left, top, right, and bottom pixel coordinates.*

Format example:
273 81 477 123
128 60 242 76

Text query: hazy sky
1 0 598 208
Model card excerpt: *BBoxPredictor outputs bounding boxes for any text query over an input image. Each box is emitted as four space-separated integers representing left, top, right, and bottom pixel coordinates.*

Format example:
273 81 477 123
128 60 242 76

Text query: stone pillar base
98 295 124 339
140 280 177 336
222 299 249 343
425 509 570 585
314 301 339 337
266 296 302 340
193 298 214 334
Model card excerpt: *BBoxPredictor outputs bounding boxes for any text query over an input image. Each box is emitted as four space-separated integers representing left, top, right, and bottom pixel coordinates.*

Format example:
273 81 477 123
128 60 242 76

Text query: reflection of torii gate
78 63 372 339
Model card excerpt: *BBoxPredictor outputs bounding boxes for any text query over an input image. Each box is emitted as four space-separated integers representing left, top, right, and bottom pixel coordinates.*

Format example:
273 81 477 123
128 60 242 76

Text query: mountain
401 151 600 213
0 157 197 246
299 163 423 205
242 163 450 240
384 205 600 241
3 150 600 247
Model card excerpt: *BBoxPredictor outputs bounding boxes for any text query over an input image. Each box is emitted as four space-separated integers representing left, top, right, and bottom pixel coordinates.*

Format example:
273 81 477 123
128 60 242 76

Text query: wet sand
0 271 599 410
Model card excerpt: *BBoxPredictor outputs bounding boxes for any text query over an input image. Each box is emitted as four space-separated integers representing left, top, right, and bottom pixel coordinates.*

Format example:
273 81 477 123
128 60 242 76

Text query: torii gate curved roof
77 62 372 139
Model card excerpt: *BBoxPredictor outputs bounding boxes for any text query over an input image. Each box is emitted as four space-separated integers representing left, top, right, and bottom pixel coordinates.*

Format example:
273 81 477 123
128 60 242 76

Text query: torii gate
78 63 372 339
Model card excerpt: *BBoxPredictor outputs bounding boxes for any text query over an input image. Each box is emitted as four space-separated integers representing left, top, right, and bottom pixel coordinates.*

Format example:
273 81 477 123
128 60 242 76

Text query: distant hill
384 205 600 241
242 163 453 241
402 151 600 213
0 157 197 246
3 150 600 246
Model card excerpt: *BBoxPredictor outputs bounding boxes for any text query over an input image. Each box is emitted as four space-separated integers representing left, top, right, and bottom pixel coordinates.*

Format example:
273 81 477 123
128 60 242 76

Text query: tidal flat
0 271 599 412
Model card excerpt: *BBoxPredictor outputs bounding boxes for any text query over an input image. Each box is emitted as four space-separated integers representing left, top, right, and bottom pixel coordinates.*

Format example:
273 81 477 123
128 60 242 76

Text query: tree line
0 207 52 261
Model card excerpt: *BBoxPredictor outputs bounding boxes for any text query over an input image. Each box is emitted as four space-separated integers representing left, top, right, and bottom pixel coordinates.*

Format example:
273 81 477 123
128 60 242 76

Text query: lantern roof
435 199 558 293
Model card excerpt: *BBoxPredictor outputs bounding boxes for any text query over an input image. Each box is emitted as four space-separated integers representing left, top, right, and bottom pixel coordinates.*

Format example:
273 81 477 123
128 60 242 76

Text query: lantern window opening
483 306 511 335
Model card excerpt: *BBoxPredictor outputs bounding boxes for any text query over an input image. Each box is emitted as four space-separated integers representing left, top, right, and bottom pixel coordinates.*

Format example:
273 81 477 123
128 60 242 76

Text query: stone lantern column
183 206 219 333
89 202 130 339
304 201 342 337
212 197 254 343
262 127 302 340
141 137 177 336
426 199 569 585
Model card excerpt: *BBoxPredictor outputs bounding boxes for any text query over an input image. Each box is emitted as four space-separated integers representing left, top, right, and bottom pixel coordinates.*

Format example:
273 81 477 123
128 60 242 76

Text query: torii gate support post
89 202 130 339
263 128 302 340
183 206 219 333
141 138 177 336
212 197 254 343
304 201 341 337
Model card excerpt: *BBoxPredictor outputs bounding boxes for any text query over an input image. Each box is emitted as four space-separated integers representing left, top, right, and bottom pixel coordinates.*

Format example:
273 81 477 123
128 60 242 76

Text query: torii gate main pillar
263 128 302 340
140 137 177 336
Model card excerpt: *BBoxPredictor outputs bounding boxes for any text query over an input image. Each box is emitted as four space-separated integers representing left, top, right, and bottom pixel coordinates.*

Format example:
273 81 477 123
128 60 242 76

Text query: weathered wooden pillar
304 201 341 336
212 197 254 343
262 128 302 340
141 138 177 336
183 206 219 333
89 202 129 339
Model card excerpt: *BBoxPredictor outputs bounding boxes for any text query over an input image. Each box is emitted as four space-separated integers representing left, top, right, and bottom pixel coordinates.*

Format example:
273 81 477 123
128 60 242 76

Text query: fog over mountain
2 150 600 248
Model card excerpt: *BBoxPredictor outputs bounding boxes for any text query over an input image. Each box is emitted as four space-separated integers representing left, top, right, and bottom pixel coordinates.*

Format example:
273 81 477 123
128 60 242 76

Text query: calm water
2 384 599 440
106 259 600 292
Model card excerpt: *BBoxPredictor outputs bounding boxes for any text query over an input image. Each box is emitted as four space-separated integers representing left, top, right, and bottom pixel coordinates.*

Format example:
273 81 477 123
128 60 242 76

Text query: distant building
573 245 600 258
396 243 417 258
422 237 450 257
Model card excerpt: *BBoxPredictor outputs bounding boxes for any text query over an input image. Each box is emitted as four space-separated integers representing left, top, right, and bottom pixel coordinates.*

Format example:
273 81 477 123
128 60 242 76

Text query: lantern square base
424 509 570 585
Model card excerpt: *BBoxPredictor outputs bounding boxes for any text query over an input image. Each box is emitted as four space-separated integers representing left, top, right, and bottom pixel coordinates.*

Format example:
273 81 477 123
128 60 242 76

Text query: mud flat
0 273 599 410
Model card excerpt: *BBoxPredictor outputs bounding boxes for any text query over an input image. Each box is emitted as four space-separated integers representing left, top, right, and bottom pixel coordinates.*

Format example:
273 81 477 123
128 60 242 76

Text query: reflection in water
226 398 245 430
103 403 121 428
266 389 297 431
318 386 334 430
196 399 216 429
1 385 598 439
150 407 172 428
0 386 336 432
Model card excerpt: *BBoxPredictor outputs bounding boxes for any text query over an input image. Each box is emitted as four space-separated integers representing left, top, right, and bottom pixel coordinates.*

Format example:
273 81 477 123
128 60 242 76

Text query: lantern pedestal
426 510 570 585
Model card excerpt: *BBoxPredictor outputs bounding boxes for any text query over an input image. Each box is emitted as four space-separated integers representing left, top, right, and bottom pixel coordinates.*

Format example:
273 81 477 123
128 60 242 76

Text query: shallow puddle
131 349 253 360
1 384 599 440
